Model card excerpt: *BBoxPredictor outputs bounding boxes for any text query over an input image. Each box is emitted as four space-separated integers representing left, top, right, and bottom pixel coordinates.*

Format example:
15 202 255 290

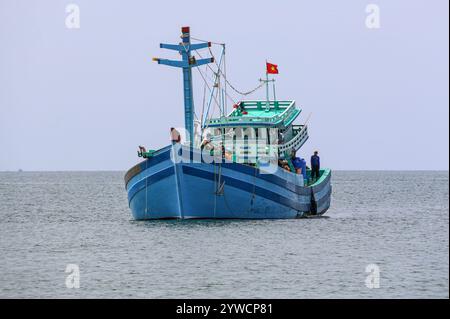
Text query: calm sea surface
0 171 448 298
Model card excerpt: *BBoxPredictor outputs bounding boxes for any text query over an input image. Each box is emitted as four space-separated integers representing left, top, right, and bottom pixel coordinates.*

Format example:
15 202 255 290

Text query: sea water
0 171 448 298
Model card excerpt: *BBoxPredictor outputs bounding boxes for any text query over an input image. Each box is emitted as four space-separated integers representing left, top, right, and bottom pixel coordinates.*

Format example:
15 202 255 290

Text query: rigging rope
207 47 265 96
190 36 225 46
194 47 264 99
195 66 223 115
190 36 263 216
200 65 208 127
193 49 237 106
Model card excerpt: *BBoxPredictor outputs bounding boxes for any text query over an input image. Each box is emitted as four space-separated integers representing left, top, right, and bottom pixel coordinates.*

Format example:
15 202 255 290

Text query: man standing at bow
311 151 320 182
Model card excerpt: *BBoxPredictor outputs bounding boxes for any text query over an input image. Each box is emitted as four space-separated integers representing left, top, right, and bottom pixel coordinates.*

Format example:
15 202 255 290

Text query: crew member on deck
292 154 302 175
292 152 307 181
138 145 147 153
311 151 320 182
170 127 181 144
299 157 307 181
200 133 214 151
278 159 290 172
138 145 150 158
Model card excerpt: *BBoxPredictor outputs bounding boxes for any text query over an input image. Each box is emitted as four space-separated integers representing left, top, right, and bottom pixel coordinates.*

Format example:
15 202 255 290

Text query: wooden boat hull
125 145 332 220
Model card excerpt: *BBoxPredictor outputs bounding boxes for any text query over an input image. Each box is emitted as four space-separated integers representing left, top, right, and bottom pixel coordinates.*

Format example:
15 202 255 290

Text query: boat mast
153 26 214 148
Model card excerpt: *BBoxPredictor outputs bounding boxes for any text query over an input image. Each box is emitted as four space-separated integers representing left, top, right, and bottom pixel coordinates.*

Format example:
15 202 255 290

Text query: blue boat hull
125 145 331 220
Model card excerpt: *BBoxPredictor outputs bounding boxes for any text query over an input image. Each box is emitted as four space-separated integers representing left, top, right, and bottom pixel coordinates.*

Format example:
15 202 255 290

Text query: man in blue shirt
299 157 307 181
311 151 320 182
291 152 307 180
292 156 302 174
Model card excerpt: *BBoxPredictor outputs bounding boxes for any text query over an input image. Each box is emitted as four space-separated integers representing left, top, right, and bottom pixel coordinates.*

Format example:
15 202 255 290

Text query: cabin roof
205 100 300 128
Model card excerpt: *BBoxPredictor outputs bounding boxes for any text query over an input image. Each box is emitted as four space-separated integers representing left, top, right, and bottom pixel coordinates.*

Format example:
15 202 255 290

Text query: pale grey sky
0 0 448 171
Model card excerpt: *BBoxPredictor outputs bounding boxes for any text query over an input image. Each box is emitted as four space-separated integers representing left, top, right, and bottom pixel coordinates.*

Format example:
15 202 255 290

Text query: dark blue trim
126 146 329 198
180 147 311 196
127 166 175 203
218 163 311 196
182 166 310 212
138 149 172 171
124 146 172 188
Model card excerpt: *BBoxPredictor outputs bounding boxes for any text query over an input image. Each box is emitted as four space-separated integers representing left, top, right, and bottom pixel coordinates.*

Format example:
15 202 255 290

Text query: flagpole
272 80 276 103
265 60 270 111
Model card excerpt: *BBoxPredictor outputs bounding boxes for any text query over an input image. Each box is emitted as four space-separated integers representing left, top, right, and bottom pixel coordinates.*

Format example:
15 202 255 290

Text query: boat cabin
202 100 309 164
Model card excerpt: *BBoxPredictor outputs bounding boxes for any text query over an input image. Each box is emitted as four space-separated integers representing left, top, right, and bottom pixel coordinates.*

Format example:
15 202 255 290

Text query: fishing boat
124 27 331 220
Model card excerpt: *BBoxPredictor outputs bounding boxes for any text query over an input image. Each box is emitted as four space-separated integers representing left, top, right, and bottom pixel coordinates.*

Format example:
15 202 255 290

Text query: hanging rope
200 65 208 127
194 47 264 100
195 66 223 115
193 49 234 132
191 36 225 46
207 47 265 96
223 47 227 117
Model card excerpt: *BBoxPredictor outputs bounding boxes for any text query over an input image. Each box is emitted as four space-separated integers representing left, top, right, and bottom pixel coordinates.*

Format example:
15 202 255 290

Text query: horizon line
1 169 449 173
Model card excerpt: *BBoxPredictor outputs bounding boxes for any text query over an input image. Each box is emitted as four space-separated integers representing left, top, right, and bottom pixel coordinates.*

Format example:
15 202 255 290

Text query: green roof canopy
205 100 301 128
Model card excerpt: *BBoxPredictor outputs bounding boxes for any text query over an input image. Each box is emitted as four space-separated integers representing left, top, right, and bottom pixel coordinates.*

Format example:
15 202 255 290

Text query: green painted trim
283 109 301 127
310 168 331 187
138 150 156 158
206 100 298 127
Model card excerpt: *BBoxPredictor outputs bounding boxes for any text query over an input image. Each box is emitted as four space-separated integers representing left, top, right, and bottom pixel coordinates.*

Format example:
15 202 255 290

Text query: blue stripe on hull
127 166 175 203
129 168 180 220
311 172 332 215
315 185 332 214
126 145 332 220
181 173 300 219
182 165 310 213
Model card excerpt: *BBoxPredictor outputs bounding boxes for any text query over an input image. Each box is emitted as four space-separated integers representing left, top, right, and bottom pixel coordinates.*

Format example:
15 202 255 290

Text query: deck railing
278 125 309 152
205 100 297 126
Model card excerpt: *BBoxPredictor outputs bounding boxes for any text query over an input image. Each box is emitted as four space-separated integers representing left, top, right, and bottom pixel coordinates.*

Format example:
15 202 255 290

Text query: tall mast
153 26 214 148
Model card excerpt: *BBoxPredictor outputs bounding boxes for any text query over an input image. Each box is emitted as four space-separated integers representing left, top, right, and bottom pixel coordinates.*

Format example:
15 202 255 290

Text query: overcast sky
0 0 448 171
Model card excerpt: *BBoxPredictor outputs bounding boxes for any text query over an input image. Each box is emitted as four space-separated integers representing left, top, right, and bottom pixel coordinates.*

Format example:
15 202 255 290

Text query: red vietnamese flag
266 62 279 74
